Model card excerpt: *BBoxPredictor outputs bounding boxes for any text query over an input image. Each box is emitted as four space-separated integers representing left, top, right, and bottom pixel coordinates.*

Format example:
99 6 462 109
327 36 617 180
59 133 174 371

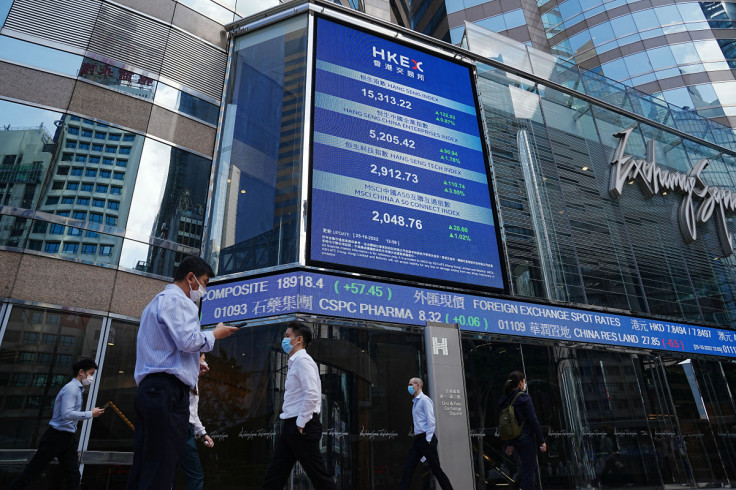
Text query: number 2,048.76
372 211 422 229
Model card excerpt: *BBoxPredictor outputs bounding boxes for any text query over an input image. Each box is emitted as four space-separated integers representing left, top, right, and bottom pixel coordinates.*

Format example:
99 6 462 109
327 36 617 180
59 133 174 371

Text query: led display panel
309 18 505 291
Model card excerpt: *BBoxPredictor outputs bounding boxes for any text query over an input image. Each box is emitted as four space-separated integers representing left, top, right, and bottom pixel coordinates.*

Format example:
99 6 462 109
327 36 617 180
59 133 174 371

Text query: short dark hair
174 255 215 282
73 358 98 376
286 321 313 347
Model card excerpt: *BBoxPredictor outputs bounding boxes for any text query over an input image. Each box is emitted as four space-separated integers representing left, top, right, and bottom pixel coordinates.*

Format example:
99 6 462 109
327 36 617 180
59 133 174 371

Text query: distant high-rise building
445 0 736 128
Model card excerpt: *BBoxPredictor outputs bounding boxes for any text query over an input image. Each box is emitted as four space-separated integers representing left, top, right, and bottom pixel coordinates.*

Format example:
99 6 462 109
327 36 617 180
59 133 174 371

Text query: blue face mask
281 337 293 355
408 385 415 396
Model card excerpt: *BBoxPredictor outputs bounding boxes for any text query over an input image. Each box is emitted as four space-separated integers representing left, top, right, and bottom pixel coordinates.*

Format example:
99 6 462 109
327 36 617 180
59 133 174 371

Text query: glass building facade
445 0 736 130
1 1 736 489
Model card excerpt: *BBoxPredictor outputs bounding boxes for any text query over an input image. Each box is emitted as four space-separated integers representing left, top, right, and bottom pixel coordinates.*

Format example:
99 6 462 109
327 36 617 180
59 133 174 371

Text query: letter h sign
432 337 448 356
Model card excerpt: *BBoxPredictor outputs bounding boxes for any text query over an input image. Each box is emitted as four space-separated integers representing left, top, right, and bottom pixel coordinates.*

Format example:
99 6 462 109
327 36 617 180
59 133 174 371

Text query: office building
445 0 736 129
0 0 736 488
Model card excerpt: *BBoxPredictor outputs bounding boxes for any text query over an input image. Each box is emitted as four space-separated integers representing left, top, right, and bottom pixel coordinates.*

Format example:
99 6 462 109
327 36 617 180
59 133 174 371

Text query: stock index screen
309 18 506 291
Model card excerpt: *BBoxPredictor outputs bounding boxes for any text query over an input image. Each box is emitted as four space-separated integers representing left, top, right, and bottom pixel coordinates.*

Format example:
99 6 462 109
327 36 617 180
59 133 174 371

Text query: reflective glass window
633 9 663 37
62 242 78 253
678 2 706 22
61 196 74 204
671 42 701 65
81 183 93 192
95 184 107 193
504 9 526 30
81 243 96 254
688 84 719 109
209 16 307 276
85 169 96 177
109 134 121 141
661 87 695 109
94 132 106 140
89 212 102 223
476 15 507 32
77 197 89 206
70 168 82 176
72 211 86 220
81 129 92 138
694 40 726 62
116 159 127 167
99 170 111 179
445 0 464 14
609 13 637 37
92 144 103 152
0 36 83 76
78 58 156 101
105 215 117 226
712 81 736 106
43 242 59 253
655 4 684 26
119 137 211 275
601 58 630 81
75 155 86 163
0 306 102 449
449 26 465 45
558 0 582 22
589 21 615 46
647 46 677 71
89 156 100 163
154 83 220 126
568 30 593 54
177 0 233 24
68 127 79 135
235 0 279 18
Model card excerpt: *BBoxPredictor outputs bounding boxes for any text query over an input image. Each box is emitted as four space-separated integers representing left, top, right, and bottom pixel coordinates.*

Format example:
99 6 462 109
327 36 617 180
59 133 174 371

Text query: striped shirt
49 378 92 433
134 283 215 388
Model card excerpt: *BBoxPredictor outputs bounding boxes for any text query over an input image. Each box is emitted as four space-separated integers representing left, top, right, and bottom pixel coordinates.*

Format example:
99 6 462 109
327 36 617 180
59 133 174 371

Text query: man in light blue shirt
399 377 454 490
126 255 237 490
7 358 105 490
125 256 237 490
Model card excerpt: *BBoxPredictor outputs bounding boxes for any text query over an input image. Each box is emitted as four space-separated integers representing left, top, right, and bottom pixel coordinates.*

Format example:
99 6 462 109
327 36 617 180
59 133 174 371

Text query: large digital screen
201 270 736 360
309 18 506 291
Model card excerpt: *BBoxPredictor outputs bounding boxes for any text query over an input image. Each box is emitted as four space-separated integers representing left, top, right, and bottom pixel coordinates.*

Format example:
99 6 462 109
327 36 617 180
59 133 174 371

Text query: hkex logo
372 47 424 73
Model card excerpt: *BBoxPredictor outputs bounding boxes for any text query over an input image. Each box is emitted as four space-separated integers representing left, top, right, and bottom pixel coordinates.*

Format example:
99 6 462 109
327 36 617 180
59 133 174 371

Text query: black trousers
513 433 539 490
261 417 336 490
125 373 190 490
398 434 453 490
6 427 81 490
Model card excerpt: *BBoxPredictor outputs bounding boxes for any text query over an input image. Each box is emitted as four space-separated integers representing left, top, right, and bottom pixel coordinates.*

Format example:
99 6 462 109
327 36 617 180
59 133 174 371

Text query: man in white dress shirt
261 322 336 490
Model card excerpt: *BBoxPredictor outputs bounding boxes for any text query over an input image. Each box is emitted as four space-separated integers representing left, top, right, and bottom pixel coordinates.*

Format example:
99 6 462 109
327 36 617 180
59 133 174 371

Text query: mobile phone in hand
102 402 110 409
229 321 248 328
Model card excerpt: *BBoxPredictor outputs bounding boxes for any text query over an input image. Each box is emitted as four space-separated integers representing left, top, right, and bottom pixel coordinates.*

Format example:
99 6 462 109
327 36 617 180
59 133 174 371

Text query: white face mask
81 375 94 386
189 276 206 303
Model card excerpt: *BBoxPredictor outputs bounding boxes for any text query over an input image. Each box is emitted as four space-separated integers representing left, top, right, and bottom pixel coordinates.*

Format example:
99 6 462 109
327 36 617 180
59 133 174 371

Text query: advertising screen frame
306 14 508 294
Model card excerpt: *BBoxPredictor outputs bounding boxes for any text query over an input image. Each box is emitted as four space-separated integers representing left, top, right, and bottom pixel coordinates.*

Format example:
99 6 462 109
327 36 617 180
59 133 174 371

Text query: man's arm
58 386 92 422
159 296 215 353
424 396 436 442
295 359 321 430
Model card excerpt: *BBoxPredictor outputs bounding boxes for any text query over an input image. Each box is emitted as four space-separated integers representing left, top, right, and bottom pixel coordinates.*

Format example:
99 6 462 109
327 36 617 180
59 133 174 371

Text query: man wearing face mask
126 255 237 490
261 322 336 490
399 377 454 490
7 358 105 490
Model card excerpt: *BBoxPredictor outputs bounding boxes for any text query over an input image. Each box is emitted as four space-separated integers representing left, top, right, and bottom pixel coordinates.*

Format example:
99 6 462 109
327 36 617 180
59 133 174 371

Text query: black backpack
497 391 525 440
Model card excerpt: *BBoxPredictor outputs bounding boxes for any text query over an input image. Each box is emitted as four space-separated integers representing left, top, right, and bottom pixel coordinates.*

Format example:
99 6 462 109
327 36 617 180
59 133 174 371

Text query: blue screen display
201 271 736 359
309 18 505 290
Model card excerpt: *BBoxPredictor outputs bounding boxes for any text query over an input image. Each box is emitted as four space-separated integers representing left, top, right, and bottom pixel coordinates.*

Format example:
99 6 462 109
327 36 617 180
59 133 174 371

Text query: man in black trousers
7 358 105 489
261 322 336 490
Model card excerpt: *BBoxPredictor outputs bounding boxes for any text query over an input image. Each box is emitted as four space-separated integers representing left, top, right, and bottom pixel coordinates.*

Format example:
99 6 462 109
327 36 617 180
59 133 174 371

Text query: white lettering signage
610 127 736 256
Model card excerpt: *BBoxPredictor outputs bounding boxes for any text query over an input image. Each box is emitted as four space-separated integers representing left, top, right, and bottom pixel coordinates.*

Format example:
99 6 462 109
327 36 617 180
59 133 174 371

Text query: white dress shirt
134 283 215 388
189 387 206 437
279 349 321 428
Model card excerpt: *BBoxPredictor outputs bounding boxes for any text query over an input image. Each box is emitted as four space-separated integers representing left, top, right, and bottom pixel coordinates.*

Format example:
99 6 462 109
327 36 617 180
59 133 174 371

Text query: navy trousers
177 424 204 490
398 434 453 490
513 434 539 490
262 417 336 490
125 373 189 490
6 427 81 490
